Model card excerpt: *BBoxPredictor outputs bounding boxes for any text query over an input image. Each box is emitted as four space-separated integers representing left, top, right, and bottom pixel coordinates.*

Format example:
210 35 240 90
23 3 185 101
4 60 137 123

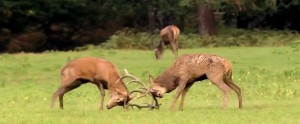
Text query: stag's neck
155 69 178 93
156 41 164 52
108 75 129 95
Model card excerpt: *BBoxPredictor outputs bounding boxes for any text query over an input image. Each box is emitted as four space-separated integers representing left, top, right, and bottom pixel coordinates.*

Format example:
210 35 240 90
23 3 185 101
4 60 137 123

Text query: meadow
0 47 299 124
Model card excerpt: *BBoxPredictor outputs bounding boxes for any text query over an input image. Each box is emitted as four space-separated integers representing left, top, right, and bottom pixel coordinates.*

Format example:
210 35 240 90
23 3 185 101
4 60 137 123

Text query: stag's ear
148 75 155 85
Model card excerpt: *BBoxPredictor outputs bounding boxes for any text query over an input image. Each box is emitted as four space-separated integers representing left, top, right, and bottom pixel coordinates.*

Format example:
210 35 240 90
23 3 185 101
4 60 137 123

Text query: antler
126 89 160 110
127 103 160 110
117 69 160 110
115 69 147 88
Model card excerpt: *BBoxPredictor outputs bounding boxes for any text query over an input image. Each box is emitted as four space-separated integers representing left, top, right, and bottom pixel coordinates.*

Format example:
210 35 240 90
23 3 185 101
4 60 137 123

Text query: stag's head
155 41 164 60
106 89 132 109
148 75 167 98
155 49 162 60
106 69 160 110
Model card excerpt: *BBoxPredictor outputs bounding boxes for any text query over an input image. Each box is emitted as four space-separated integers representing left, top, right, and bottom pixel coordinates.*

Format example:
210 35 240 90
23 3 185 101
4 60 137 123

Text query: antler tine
134 88 151 100
118 69 161 110
127 102 160 110
115 75 131 84
123 69 141 82
116 69 149 92
135 93 148 100
126 80 148 89
129 89 150 100
124 69 129 74
115 69 147 86
128 88 161 110
127 103 154 110
129 90 145 96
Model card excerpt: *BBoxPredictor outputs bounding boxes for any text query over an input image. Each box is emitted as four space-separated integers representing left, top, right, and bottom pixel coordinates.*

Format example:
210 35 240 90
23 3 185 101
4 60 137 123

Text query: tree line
0 0 299 53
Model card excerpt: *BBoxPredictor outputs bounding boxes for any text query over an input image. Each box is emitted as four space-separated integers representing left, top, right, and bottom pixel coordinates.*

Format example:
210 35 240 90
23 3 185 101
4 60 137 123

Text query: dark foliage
0 0 300 52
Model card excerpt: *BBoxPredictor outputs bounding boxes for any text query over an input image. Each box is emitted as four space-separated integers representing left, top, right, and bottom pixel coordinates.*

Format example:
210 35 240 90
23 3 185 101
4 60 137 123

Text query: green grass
0 47 300 124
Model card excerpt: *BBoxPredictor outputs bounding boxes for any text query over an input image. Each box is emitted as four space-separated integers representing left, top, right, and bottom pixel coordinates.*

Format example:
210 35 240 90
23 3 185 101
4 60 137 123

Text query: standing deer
146 54 242 111
50 57 147 110
155 25 180 60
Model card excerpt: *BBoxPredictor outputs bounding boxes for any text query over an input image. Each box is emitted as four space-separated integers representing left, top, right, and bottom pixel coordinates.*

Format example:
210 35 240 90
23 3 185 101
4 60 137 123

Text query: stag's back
165 54 232 80
61 57 122 84
160 25 180 41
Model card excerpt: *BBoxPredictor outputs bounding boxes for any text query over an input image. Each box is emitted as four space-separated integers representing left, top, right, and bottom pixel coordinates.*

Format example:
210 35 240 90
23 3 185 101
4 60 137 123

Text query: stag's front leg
170 80 187 111
179 82 194 111
96 82 105 110
151 95 160 109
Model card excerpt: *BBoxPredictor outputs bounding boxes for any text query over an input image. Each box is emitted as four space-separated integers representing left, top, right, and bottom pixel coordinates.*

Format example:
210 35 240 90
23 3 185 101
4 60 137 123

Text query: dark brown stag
50 57 157 110
146 54 242 111
155 25 180 59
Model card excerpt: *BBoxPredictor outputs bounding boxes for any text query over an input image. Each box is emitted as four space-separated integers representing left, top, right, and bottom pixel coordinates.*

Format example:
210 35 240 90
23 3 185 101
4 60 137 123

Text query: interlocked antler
117 69 160 110
128 89 160 110
115 69 147 89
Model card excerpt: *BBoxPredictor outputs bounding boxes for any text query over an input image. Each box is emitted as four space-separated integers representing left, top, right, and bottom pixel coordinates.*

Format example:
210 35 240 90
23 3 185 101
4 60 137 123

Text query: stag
155 25 180 60
145 54 242 111
50 57 157 110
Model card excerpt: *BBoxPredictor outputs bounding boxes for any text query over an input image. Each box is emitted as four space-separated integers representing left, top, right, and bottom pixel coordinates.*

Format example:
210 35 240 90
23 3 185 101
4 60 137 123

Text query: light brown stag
50 57 156 110
146 54 242 111
155 25 180 59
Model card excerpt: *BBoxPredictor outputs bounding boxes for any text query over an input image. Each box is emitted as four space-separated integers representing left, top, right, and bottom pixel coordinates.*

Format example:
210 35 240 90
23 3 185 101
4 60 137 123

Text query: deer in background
50 57 151 110
155 25 180 60
145 54 242 111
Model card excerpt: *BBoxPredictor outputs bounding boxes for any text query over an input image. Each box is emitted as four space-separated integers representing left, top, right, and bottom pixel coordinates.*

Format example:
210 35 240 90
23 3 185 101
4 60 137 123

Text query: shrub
101 28 300 50
101 29 159 50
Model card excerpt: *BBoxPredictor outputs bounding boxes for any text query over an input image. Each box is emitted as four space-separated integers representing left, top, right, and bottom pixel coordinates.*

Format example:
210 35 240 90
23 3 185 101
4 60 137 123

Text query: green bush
101 29 159 50
101 28 300 50
291 40 300 52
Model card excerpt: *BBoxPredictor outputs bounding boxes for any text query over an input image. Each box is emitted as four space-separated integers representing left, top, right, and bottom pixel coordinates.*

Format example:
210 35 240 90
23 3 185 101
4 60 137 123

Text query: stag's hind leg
51 87 63 109
58 80 82 109
170 39 178 58
51 78 82 109
207 74 231 109
175 39 179 57
212 80 231 109
51 87 68 109
224 78 242 109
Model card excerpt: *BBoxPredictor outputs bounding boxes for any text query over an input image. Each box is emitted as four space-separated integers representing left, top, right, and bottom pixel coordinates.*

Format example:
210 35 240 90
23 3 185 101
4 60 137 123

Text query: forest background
1 0 300 53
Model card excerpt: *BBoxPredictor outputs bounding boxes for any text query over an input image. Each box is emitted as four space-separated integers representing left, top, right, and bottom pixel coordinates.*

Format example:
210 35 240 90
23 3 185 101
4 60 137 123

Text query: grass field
0 47 299 124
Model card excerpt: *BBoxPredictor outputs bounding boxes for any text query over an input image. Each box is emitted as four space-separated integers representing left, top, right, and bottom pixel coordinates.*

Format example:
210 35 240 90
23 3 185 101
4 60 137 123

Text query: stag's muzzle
149 89 164 98
154 92 163 98
106 104 115 109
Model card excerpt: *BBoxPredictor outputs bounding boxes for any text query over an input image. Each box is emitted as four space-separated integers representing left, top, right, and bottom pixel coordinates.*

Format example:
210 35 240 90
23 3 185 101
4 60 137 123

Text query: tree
179 0 219 36
197 1 217 35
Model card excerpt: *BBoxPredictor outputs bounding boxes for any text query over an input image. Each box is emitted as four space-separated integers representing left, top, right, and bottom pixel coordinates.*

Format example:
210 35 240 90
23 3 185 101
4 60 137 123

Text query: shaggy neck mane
155 68 178 92
109 73 129 95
